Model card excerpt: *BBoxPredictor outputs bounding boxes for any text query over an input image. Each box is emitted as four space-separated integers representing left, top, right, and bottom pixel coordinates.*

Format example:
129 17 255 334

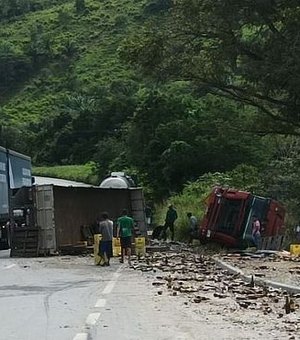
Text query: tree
121 0 300 134
262 136 300 202
26 24 53 66
0 41 31 95
259 136 300 228
123 85 268 196
75 0 86 14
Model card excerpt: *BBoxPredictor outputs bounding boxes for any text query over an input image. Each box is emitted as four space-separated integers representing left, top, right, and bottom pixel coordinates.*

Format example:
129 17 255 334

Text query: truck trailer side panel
35 185 144 254
129 188 147 236
35 185 56 254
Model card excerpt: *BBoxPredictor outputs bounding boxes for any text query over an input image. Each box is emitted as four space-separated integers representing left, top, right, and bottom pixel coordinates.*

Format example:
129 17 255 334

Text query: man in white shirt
187 212 198 245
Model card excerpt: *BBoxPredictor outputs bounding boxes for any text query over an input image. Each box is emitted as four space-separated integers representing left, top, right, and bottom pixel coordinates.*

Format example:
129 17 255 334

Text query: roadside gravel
132 247 300 340
220 253 300 286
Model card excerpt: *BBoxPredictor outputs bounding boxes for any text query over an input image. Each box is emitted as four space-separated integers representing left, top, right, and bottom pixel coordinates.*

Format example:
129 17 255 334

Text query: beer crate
135 237 145 255
290 244 300 256
94 234 102 265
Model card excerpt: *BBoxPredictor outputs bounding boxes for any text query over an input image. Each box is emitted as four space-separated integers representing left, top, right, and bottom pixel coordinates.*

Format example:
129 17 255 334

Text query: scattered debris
130 241 300 339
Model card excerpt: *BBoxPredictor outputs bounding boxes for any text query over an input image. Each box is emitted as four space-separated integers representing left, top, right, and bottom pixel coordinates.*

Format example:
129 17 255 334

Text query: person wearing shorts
98 212 113 266
117 209 134 265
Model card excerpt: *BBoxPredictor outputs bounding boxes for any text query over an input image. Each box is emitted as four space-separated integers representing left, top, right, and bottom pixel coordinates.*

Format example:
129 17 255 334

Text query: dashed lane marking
73 333 88 340
74 265 123 339
3 264 16 270
102 272 121 295
95 298 106 308
85 312 101 326
102 280 116 295
113 272 121 279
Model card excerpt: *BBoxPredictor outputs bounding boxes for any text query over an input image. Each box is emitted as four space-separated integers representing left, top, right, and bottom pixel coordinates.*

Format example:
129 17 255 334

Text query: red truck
199 187 285 250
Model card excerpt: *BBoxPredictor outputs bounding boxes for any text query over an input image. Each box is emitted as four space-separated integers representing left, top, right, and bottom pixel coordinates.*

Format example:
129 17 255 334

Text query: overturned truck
199 187 285 250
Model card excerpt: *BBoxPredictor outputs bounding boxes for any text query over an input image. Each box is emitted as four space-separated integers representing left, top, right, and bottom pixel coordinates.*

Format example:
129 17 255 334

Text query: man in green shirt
117 209 134 265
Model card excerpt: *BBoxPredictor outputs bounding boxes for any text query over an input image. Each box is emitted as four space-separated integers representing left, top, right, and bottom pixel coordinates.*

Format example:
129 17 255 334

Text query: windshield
242 196 269 240
214 198 243 236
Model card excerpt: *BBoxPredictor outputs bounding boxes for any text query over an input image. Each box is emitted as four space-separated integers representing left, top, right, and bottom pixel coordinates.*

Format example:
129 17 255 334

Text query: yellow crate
135 237 146 255
94 234 103 265
135 237 145 246
113 237 121 247
113 245 121 257
290 244 300 256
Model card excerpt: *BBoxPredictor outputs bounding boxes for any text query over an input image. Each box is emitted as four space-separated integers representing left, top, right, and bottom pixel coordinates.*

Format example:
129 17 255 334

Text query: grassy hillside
0 0 145 125
33 162 98 184
2 0 296 216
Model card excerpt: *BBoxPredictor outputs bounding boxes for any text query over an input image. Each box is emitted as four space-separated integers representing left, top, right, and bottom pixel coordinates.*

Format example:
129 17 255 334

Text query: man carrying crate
117 209 134 265
98 212 113 266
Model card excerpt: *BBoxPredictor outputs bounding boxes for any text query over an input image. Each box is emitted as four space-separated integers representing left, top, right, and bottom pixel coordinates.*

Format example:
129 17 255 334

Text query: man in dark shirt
162 205 178 241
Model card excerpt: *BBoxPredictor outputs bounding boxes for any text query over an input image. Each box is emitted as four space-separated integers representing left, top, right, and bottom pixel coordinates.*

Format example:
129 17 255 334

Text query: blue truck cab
0 147 32 249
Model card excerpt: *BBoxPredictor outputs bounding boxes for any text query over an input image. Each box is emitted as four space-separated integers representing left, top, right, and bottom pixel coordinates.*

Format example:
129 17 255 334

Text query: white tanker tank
99 172 147 236
99 172 136 189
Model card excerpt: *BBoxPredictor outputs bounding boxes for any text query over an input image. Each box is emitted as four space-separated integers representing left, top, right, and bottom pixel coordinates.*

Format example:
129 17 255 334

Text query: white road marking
3 264 16 270
73 333 88 340
75 265 123 337
102 267 122 294
116 265 124 272
113 272 121 279
86 312 101 326
95 298 106 308
102 280 116 295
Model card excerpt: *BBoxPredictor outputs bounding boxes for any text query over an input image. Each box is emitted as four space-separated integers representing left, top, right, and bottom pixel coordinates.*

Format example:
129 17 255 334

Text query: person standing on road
162 205 178 241
187 212 198 245
145 204 153 227
117 209 134 265
98 212 113 266
252 216 261 249
295 223 300 243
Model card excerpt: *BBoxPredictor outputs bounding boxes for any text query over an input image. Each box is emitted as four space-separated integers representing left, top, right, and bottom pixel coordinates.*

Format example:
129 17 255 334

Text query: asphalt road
0 251 216 340
0 250 112 340
0 250 297 340
1 251 202 340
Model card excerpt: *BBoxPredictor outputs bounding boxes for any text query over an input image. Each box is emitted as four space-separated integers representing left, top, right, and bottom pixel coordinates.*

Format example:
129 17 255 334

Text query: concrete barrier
214 256 300 294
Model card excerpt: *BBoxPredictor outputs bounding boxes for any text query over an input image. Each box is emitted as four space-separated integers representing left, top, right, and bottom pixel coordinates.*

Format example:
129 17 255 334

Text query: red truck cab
199 187 285 249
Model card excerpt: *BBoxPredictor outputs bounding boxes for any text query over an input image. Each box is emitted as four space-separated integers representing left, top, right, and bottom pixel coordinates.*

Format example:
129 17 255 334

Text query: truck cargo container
10 185 146 256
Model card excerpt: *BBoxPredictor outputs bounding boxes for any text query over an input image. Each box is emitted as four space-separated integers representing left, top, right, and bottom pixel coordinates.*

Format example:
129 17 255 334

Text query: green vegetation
122 0 300 133
155 164 262 240
33 162 98 184
1 0 300 238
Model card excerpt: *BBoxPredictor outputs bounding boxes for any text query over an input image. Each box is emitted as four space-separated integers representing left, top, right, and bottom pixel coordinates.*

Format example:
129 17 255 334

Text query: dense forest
1 0 300 231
